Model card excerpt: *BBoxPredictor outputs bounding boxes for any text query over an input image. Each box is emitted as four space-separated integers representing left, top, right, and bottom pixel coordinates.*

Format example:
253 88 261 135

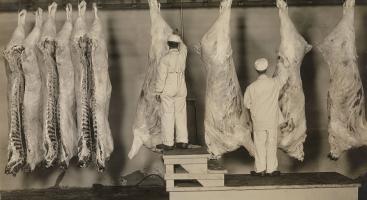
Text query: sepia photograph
0 0 366 199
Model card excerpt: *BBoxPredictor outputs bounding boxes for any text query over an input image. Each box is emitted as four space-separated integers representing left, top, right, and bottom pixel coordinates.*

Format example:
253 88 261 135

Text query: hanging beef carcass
3 10 27 175
319 0 367 159
198 0 255 157
276 0 311 161
55 3 77 168
22 8 44 171
72 1 93 167
88 3 113 171
37 2 60 167
128 0 178 158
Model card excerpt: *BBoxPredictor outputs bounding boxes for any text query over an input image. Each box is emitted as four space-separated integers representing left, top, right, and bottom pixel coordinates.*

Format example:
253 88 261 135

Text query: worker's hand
279 119 295 133
344 0 355 9
155 94 161 102
276 0 287 9
279 122 288 131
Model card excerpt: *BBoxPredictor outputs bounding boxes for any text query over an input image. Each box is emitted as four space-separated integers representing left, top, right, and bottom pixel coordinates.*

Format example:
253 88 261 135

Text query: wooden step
165 173 224 180
166 162 227 174
163 147 227 189
164 158 207 165
163 147 210 160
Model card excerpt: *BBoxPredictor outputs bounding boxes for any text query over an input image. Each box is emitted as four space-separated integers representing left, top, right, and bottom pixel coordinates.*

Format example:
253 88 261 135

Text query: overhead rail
0 0 366 11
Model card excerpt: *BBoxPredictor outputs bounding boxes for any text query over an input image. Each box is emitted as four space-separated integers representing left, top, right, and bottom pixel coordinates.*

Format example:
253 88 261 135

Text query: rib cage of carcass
72 1 113 171
3 10 27 176
199 0 255 157
88 3 113 171
318 0 367 159
22 8 44 171
71 1 92 168
37 2 61 168
128 0 183 158
276 0 311 161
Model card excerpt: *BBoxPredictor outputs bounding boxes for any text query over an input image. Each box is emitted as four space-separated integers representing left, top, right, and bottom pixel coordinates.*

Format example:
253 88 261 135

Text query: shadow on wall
347 147 367 175
222 16 254 171
297 49 323 171
236 16 250 93
20 164 64 188
106 16 126 185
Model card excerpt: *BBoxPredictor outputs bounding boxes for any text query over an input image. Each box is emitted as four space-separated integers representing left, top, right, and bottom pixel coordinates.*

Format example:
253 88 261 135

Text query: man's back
244 74 283 131
160 49 187 73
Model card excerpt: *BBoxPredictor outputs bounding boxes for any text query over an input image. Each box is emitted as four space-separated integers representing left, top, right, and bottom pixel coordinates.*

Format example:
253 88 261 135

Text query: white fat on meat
276 0 311 161
22 8 44 171
55 3 78 168
199 0 255 157
128 0 177 159
318 0 367 159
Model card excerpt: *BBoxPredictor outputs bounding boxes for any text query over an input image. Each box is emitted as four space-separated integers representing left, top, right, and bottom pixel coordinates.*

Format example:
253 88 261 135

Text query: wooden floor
225 172 358 187
173 172 360 191
1 173 366 200
1 186 168 200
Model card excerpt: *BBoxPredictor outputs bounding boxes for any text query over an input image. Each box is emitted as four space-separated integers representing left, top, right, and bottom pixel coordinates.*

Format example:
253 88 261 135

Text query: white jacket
155 48 187 94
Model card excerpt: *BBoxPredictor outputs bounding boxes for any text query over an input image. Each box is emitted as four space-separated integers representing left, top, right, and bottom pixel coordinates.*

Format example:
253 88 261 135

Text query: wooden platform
173 172 360 190
163 148 361 200
0 173 363 200
163 147 226 189
170 172 360 200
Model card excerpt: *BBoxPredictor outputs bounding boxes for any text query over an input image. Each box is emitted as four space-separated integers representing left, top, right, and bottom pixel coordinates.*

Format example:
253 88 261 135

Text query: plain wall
1 5 367 190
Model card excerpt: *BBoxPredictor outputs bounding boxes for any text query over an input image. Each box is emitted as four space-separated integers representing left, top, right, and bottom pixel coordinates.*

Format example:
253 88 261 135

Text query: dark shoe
267 171 281 176
156 144 174 151
175 143 189 149
250 171 266 177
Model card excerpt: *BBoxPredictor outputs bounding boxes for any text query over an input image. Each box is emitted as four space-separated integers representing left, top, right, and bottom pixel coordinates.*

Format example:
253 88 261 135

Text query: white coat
244 68 288 173
155 48 188 146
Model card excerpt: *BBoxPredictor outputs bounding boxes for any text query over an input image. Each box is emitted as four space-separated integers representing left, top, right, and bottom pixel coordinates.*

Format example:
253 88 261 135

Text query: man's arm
243 86 251 110
273 55 289 87
155 57 169 94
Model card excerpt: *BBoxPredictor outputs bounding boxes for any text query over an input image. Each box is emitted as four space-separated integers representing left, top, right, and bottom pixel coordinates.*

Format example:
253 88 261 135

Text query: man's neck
258 74 268 79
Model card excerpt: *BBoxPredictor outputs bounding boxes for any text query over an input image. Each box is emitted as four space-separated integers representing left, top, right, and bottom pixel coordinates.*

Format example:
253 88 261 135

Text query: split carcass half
3 10 27 175
55 3 77 168
22 8 44 171
38 2 60 167
128 0 179 158
276 0 311 161
318 0 367 159
88 3 114 171
199 0 255 157
71 1 93 168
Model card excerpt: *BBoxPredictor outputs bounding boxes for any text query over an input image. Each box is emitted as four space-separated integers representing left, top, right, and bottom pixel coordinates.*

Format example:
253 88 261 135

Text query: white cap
168 34 181 43
254 58 268 71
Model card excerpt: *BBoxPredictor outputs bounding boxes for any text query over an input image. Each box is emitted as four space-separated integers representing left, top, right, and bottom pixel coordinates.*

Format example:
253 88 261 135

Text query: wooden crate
163 147 226 190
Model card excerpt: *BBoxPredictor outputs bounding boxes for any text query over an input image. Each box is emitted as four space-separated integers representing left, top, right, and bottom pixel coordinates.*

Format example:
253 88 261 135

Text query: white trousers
160 74 188 146
254 129 278 173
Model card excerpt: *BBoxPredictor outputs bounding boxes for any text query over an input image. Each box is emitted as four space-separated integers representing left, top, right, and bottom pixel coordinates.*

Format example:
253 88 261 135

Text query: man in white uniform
244 58 288 176
155 33 189 151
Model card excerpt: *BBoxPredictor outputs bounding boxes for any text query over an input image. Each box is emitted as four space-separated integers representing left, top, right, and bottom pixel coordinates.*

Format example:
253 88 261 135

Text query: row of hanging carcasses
129 0 367 162
2 1 113 176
